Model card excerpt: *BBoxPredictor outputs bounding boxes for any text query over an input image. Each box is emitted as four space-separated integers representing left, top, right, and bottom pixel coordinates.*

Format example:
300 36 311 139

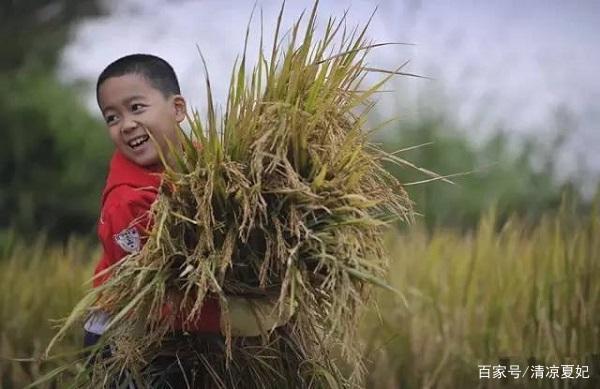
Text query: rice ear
44 2 420 386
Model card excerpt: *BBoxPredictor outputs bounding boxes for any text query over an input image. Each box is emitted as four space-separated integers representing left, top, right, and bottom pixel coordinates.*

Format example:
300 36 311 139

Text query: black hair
96 54 181 102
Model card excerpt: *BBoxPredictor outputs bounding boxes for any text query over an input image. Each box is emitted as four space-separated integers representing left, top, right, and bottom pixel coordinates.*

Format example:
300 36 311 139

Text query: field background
1 1 599 388
1 202 599 388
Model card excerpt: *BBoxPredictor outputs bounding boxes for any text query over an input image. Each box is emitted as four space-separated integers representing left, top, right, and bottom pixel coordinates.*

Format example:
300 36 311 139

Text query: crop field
0 203 598 388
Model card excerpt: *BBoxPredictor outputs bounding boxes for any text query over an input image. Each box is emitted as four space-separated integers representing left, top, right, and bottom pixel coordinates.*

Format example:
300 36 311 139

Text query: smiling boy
85 55 289 385
98 62 184 168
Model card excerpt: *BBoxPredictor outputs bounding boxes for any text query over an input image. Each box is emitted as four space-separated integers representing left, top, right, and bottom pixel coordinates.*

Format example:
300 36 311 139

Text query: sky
59 0 600 191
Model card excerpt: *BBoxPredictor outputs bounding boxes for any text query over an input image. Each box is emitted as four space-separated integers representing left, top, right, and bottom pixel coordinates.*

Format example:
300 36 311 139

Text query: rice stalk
44 1 419 387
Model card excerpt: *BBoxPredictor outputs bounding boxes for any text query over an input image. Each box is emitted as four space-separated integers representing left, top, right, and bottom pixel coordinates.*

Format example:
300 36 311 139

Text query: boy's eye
105 115 117 124
131 103 144 111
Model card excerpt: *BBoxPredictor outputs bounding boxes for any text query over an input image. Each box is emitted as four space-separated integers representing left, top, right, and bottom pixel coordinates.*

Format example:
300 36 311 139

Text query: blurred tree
1 0 105 72
0 1 112 240
381 111 580 231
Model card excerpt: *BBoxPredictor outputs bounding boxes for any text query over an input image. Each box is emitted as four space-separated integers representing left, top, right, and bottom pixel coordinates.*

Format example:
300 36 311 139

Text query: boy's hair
96 54 181 102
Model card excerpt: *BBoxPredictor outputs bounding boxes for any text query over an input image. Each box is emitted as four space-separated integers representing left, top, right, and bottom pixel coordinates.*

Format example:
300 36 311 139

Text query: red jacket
93 150 220 332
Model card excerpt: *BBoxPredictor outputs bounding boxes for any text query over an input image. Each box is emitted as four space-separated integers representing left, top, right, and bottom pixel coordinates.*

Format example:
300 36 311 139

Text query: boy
85 54 287 385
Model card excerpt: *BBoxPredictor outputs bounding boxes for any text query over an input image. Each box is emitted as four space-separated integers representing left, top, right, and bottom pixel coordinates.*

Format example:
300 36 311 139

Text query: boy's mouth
127 135 150 149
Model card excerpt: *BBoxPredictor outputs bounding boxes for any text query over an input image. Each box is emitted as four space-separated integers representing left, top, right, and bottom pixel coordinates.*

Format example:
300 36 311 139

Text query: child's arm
166 295 295 336
95 187 157 283
96 186 221 333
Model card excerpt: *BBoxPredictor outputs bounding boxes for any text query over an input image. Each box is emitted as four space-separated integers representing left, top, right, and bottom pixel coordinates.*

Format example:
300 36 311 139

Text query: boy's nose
121 118 139 134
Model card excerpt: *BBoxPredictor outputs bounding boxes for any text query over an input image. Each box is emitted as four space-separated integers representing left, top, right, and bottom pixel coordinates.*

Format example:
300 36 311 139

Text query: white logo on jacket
114 227 141 253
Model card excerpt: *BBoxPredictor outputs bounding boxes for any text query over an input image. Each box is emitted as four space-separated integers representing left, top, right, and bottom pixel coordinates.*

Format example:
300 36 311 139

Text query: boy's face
97 73 186 168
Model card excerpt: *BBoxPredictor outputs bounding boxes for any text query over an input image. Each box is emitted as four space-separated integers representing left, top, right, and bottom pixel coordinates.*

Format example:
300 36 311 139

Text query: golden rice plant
43 2 419 387
0 231 95 389
362 198 600 388
4 197 598 387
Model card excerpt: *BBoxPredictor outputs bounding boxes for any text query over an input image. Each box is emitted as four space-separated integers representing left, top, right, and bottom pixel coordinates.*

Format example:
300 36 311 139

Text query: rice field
0 201 598 388
361 201 600 388
0 233 95 388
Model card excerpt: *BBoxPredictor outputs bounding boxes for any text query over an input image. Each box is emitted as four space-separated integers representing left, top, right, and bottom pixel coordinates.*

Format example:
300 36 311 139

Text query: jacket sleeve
97 187 221 333
97 187 156 273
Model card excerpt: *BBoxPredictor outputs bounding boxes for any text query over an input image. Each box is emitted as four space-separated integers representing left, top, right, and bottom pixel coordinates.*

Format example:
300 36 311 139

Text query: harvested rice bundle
46 2 416 388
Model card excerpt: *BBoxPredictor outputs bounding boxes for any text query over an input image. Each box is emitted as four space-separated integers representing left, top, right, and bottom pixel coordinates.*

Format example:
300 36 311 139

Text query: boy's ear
172 95 187 123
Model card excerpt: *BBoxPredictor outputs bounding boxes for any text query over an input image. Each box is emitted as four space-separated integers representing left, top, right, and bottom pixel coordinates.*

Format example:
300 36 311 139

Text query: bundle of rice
45 2 419 388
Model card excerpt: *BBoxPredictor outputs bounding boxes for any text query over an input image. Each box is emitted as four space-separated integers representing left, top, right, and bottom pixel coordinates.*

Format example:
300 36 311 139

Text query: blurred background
1 0 599 387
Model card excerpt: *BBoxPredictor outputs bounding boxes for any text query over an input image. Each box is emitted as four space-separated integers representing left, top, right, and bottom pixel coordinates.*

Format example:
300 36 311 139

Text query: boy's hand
161 294 295 337
223 296 296 337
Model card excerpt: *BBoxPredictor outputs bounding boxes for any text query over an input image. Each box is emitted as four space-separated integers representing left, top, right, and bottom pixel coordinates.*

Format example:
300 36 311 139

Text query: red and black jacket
93 150 220 332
